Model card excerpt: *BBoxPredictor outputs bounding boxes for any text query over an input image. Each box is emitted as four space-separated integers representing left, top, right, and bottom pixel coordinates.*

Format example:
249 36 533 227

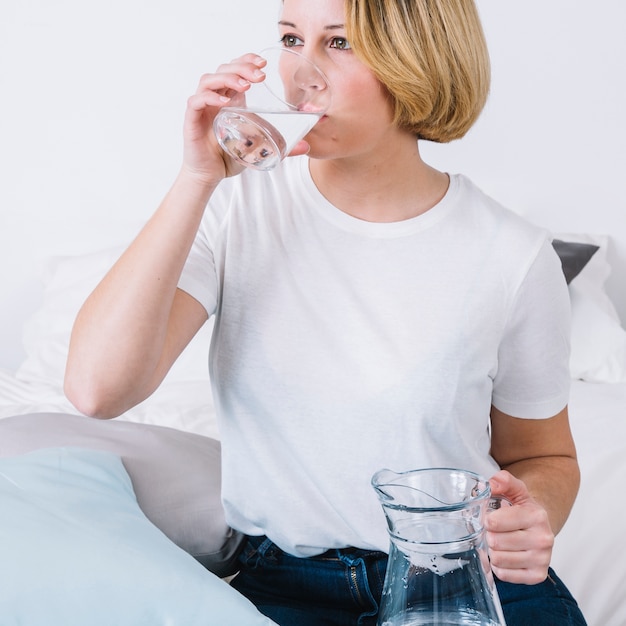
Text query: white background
1 0 625 370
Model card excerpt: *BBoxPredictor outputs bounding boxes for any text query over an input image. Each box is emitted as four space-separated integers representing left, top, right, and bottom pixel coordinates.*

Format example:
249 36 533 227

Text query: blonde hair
345 0 491 142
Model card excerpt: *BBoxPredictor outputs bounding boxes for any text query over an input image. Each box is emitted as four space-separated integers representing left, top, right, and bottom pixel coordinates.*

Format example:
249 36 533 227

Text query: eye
279 34 303 48
329 37 351 50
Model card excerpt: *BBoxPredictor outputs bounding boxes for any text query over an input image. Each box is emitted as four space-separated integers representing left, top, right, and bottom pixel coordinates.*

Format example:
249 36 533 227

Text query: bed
1 233 625 626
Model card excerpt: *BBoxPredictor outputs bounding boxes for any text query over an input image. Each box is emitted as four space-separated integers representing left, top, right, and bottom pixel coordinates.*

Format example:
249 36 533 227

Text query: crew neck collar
295 157 459 238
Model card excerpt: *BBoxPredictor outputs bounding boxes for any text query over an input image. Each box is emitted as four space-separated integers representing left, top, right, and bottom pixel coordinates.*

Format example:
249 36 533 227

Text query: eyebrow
278 20 345 30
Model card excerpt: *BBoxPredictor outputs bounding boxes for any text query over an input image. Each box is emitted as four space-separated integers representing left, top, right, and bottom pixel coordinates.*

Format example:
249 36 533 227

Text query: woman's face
278 0 397 161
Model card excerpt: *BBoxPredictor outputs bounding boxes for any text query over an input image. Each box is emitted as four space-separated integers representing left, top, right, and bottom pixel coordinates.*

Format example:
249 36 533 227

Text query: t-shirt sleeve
177 183 233 317
491 237 571 419
177 220 216 316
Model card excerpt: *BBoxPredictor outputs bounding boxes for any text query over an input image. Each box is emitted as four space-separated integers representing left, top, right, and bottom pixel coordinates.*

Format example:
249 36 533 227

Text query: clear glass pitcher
371 468 508 626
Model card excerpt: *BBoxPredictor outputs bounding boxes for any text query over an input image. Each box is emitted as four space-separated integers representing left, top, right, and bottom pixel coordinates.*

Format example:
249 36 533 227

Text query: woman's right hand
182 53 268 182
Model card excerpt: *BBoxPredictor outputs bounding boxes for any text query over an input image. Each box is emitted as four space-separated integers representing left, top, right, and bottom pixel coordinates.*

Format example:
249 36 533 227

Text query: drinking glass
213 46 331 171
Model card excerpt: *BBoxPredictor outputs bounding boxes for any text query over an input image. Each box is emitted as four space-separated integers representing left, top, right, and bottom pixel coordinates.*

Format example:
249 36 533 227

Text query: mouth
297 102 328 118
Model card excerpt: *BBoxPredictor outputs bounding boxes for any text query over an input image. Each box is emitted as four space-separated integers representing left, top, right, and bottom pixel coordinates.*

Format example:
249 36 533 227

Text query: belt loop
257 536 281 563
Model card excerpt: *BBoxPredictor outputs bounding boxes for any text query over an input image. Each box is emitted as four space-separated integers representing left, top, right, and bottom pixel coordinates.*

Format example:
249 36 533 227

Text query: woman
65 0 586 623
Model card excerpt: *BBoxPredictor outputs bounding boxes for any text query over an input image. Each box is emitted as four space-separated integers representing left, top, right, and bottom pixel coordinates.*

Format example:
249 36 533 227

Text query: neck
308 137 449 223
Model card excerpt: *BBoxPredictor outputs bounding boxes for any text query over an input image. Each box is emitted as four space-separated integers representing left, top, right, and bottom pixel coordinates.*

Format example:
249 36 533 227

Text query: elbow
63 370 124 420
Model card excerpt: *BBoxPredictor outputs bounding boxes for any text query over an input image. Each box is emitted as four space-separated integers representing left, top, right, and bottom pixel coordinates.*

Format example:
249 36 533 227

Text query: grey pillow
0 412 243 577
552 239 600 284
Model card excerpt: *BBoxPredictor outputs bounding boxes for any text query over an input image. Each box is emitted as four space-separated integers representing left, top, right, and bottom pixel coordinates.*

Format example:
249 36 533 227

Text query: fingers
182 54 268 174
486 507 554 551
486 500 554 585
486 471 554 584
489 540 553 585
490 552 552 585
194 54 267 107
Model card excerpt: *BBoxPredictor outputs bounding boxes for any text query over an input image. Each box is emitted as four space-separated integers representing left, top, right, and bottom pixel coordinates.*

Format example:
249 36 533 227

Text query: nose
293 60 328 93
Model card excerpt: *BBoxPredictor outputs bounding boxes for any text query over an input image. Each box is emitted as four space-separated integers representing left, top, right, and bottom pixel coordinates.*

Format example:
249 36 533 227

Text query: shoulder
451 174 549 252
452 175 540 234
447 174 560 290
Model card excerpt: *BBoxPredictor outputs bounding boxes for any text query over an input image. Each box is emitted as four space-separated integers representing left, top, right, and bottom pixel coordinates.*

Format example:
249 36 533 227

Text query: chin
302 135 343 161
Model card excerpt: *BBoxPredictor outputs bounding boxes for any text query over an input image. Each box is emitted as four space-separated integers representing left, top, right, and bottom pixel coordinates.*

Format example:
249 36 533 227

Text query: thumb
287 139 311 157
489 469 530 505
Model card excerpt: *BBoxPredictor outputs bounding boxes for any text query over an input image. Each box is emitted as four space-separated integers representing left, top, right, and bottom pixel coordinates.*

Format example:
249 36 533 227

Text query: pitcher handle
488 495 513 511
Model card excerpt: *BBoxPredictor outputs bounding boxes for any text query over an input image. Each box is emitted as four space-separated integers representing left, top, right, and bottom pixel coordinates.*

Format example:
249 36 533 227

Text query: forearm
64 169 217 417
490 406 581 537
500 455 580 536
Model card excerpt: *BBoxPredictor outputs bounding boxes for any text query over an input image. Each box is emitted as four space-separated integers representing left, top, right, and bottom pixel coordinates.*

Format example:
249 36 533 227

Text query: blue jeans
230 536 587 626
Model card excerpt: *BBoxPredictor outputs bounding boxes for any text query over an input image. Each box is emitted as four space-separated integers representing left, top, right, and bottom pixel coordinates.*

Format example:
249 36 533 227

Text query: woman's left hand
485 469 554 584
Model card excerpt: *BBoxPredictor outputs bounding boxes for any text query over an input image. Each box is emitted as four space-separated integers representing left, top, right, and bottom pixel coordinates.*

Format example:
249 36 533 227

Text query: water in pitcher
382 608 501 625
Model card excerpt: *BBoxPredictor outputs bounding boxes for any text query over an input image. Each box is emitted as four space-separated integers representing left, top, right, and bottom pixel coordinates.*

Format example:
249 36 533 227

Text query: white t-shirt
178 156 571 557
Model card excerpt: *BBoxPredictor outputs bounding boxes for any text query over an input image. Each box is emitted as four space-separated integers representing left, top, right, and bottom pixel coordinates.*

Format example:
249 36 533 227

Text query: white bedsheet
551 380 626 626
0 368 220 440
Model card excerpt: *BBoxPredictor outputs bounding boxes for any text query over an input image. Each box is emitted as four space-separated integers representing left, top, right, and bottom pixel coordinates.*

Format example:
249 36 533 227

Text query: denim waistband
245 534 387 563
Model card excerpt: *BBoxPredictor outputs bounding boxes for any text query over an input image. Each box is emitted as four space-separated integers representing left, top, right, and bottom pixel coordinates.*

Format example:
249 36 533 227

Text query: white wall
422 1 626 318
1 0 625 371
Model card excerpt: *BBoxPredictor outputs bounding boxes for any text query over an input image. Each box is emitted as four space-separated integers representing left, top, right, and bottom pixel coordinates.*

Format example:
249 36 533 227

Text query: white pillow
0 447 276 626
554 234 626 383
17 246 126 387
18 245 212 385
15 246 217 435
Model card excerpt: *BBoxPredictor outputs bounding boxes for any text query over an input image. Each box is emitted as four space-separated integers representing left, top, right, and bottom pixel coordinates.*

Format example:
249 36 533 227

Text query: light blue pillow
0 447 276 626
0 413 244 576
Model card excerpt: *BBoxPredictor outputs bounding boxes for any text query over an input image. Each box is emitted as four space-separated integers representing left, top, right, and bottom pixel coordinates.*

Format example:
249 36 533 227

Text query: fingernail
238 78 250 86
